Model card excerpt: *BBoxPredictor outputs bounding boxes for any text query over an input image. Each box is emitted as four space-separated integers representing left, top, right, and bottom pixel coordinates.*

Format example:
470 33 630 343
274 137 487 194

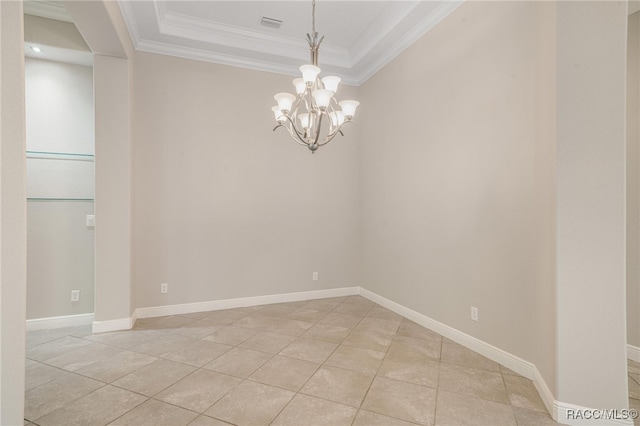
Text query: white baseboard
92 314 136 334
26 313 94 331
628 344 640 362
357 288 633 426
135 286 359 319
358 288 537 379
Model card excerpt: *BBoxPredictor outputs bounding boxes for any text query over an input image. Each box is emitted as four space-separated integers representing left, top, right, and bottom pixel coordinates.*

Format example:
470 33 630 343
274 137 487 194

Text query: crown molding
119 0 464 87
23 0 73 23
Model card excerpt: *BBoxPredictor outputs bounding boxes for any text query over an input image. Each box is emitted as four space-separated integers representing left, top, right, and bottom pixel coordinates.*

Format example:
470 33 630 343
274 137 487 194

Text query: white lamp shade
330 111 345 126
274 92 296 112
271 106 285 122
293 78 306 95
312 89 333 108
298 113 311 129
300 64 321 84
322 76 341 93
339 100 360 117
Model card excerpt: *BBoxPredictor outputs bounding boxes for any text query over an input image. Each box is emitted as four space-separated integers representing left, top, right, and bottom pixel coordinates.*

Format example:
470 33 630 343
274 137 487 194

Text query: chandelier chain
312 0 316 34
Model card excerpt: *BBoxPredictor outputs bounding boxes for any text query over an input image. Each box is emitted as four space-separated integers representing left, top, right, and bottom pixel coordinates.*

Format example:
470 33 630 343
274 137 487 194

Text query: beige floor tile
303 299 344 312
239 331 296 354
109 398 198 426
435 390 516 426
36 385 146 426
25 358 38 367
302 324 351 343
630 359 640 375
278 337 338 363
266 318 315 337
25 373 104 421
334 303 372 316
366 307 404 321
343 295 374 306
271 394 357 426
287 308 329 322
203 347 272 378
188 415 233 426
198 309 249 326
205 380 295 425
112 359 196 397
300 365 374 407
164 340 231 367
26 328 78 348
171 323 222 339
630 375 640 400
397 320 443 342
353 410 420 426
26 336 93 362
500 364 522 376
84 329 159 349
202 325 258 346
503 374 547 412
438 364 509 404
378 356 439 388
319 312 363 328
75 350 157 383
25 362 69 390
130 333 197 358
250 355 319 391
512 407 558 426
342 329 393 352
356 316 402 334
325 345 385 375
155 369 241 413
254 304 298 318
386 335 441 362
362 377 437 425
144 315 197 330
233 314 281 330
632 373 640 386
44 341 121 372
441 342 500 372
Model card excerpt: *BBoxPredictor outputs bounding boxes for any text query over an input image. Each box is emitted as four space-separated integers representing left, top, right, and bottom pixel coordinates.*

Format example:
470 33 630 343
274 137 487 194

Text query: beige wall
555 0 628 408
628 11 640 349
132 52 360 308
359 0 555 383
24 14 89 53
0 2 27 424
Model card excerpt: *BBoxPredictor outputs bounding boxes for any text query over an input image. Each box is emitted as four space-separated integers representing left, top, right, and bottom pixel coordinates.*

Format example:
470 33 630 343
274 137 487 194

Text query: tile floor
24 295 558 426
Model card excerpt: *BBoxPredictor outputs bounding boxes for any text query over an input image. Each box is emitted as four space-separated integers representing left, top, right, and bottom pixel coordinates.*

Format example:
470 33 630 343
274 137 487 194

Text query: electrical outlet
71 290 80 302
161 283 168 293
471 306 479 321
312 272 319 281
86 214 95 227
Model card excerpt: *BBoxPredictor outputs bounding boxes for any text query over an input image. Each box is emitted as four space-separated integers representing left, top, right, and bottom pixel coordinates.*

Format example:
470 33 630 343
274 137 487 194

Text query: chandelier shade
271 0 359 153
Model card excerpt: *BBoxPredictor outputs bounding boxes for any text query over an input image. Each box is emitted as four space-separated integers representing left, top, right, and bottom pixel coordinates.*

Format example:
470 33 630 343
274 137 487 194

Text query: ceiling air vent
260 16 282 29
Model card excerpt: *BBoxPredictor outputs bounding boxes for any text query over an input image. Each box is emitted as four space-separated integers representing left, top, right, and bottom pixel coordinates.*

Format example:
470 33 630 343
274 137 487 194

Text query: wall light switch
312 272 319 281
71 290 80 302
161 283 168 294
86 214 95 227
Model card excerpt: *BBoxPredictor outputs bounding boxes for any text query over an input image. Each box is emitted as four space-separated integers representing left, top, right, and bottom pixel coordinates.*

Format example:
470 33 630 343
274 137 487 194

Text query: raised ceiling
118 1 463 86
23 1 463 86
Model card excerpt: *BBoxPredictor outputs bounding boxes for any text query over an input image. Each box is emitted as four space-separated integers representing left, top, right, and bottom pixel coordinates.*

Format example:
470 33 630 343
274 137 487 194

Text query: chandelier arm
312 112 325 146
280 114 311 145
317 125 346 146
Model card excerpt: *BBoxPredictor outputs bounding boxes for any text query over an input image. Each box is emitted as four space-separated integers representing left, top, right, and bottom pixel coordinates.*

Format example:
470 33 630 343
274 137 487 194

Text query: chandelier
271 0 359 154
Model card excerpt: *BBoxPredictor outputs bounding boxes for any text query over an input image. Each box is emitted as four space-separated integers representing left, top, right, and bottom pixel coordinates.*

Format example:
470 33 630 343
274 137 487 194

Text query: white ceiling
23 0 464 86
118 1 463 86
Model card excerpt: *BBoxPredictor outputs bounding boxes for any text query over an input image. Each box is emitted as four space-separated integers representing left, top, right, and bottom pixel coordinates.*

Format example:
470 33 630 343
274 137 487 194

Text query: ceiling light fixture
271 0 359 154
30 46 42 53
